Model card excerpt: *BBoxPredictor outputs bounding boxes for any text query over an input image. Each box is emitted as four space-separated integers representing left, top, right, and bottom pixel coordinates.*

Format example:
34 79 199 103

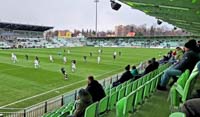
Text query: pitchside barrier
0 60 152 117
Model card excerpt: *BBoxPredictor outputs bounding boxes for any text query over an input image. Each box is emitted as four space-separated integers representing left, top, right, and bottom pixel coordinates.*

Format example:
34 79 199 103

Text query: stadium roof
0 22 53 32
119 0 200 34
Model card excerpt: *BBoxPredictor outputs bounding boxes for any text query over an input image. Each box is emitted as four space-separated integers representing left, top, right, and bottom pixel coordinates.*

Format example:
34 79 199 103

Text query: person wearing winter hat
157 39 200 91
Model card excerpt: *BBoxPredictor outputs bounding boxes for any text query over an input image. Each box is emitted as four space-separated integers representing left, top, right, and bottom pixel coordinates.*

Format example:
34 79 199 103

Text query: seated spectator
157 40 200 90
69 89 93 117
151 58 159 70
113 65 133 87
131 65 138 78
86 76 106 102
181 98 200 117
159 55 169 64
143 60 154 75
175 47 184 62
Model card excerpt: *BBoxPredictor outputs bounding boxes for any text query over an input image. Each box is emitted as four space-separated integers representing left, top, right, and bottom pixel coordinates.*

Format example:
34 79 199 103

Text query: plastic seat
84 102 98 117
169 112 186 117
132 80 138 91
118 87 126 101
125 83 132 96
116 97 127 117
108 91 117 110
98 96 109 115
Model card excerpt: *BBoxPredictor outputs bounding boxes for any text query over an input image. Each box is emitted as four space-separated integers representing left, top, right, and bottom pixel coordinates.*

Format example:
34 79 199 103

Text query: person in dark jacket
151 58 159 70
158 39 200 90
143 60 154 75
69 89 93 117
86 76 106 102
118 65 133 83
113 65 133 87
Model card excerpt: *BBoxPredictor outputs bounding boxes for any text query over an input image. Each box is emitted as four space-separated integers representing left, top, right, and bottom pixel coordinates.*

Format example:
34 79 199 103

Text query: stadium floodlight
157 19 162 25
111 0 121 11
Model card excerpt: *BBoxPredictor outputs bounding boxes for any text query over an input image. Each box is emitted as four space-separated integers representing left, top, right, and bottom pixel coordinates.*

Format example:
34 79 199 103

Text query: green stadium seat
132 80 138 91
116 97 127 117
169 70 190 108
108 91 118 110
84 102 98 117
118 87 126 101
116 84 122 91
125 83 132 96
169 112 186 117
98 96 109 115
170 64 199 110
127 90 137 113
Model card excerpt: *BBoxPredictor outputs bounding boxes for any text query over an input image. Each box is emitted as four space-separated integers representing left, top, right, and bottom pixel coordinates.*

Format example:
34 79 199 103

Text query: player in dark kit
61 67 68 80
83 56 87 62
119 51 121 56
25 54 28 61
90 52 93 57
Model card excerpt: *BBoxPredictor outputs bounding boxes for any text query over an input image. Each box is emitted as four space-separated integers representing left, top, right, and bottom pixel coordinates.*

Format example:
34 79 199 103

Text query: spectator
69 89 93 117
151 58 159 70
113 65 133 87
158 40 199 90
131 65 138 78
181 98 200 117
143 60 154 75
175 47 184 62
86 76 106 102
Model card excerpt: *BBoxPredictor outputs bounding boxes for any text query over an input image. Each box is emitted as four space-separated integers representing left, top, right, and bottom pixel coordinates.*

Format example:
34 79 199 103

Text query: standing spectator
86 76 106 102
69 89 93 117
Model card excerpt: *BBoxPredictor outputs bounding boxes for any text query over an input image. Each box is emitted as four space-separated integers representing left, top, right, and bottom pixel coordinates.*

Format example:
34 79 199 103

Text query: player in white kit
34 59 40 69
71 60 76 72
13 54 18 63
11 53 15 61
49 55 54 62
97 56 101 64
63 56 67 64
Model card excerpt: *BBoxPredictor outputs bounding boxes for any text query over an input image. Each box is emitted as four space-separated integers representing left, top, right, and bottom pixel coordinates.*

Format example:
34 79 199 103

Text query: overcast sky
0 0 173 31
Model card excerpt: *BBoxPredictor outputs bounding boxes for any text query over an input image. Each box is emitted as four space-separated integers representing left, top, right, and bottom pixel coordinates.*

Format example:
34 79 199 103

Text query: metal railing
0 60 150 117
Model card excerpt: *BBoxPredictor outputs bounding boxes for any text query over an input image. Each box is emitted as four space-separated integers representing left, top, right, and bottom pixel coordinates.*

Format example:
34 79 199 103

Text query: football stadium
0 0 200 117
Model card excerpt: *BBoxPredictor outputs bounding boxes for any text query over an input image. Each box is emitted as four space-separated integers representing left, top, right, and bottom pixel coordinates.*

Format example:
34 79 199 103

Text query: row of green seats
169 62 199 111
169 62 200 117
43 63 170 117
42 102 75 117
116 64 170 117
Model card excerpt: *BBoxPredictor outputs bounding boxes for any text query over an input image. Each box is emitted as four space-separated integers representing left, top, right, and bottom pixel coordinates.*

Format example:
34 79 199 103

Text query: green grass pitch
0 47 169 108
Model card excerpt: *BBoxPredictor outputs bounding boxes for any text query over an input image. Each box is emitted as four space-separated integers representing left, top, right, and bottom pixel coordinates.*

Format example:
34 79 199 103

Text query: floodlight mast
94 0 99 37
